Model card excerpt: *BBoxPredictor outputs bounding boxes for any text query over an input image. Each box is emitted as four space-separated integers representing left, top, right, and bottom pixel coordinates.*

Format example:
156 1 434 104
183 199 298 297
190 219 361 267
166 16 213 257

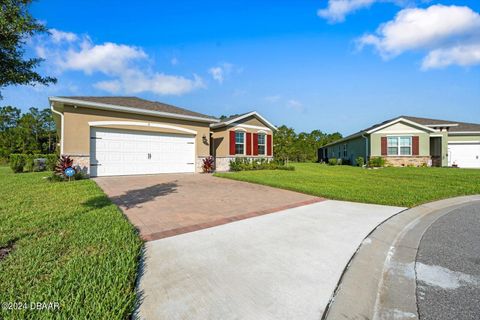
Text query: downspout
50 103 64 155
361 132 369 164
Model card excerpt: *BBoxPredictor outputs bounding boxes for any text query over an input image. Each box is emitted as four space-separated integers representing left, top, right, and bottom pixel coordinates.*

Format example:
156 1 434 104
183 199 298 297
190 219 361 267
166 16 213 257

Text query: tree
0 0 56 98
273 125 343 163
0 106 57 157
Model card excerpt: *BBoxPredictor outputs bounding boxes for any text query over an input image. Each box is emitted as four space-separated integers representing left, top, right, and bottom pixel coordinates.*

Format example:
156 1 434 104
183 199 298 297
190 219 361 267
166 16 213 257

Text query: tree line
273 125 342 162
0 106 57 159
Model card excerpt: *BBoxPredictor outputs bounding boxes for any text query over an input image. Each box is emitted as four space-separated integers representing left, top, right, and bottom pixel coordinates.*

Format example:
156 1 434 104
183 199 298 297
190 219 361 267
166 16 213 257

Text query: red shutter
267 134 272 156
246 132 252 155
253 133 259 156
381 137 387 156
412 136 419 155
229 131 236 155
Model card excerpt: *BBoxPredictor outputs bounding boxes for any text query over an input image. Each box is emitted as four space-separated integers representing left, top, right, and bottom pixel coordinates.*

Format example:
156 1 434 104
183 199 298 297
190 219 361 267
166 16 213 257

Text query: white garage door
448 143 480 168
90 127 196 176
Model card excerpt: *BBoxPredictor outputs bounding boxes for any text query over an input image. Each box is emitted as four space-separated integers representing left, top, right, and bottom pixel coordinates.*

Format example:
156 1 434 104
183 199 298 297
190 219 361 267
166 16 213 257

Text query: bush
9 153 57 173
9 154 26 173
356 156 364 167
202 156 215 173
229 157 294 172
368 157 386 168
328 158 338 165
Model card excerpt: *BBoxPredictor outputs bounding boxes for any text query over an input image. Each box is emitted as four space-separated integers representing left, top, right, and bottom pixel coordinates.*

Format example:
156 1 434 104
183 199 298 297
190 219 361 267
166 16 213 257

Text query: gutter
50 103 64 155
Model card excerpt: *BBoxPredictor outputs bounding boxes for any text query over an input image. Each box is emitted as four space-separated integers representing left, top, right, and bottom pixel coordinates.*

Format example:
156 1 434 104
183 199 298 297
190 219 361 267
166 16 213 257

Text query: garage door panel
448 143 480 168
90 128 196 176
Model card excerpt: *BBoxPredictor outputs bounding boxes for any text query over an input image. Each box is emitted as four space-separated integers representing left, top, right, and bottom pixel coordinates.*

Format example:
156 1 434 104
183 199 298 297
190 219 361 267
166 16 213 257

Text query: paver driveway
95 173 321 241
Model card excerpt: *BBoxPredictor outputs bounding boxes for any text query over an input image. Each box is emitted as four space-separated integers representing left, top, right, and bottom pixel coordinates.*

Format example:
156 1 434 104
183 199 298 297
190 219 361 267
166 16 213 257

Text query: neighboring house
49 96 275 176
318 116 480 168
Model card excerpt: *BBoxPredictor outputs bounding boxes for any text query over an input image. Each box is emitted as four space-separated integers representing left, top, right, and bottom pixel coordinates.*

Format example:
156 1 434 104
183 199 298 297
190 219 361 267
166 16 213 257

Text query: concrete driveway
95 174 321 241
136 199 405 320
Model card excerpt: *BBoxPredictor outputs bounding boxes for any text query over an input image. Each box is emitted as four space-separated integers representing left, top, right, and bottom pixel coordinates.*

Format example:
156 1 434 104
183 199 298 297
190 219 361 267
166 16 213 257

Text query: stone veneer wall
68 155 90 175
383 156 431 167
215 157 235 172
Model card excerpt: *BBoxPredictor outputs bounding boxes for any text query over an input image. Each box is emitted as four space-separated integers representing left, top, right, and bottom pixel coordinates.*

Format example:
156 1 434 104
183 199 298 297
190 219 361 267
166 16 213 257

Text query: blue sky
2 0 480 135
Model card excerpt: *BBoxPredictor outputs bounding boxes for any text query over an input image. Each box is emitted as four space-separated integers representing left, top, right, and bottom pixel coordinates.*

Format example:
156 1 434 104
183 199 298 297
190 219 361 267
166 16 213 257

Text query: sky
2 0 480 135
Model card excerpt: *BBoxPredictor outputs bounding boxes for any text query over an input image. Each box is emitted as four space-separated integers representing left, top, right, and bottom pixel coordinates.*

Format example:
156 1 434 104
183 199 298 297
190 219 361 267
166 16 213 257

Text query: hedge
9 154 57 173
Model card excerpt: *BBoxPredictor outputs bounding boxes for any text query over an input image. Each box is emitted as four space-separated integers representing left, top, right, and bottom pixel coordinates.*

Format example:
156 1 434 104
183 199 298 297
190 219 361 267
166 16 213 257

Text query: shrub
9 154 26 173
24 154 35 172
54 155 74 178
328 158 338 165
356 156 364 167
368 157 386 168
46 154 57 171
229 157 295 172
202 156 215 173
9 153 57 173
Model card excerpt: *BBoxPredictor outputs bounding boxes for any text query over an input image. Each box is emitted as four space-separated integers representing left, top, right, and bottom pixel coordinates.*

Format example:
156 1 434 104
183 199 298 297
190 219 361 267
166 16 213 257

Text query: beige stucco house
49 96 276 176
319 116 480 168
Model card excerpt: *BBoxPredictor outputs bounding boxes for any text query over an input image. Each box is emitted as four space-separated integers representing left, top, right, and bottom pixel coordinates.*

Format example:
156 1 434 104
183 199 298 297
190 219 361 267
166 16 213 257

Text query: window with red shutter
253 133 259 155
267 134 272 156
229 131 236 155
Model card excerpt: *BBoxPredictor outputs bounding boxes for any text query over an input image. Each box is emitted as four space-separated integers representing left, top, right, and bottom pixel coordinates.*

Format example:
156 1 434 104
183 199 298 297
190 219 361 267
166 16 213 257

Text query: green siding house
318 116 480 168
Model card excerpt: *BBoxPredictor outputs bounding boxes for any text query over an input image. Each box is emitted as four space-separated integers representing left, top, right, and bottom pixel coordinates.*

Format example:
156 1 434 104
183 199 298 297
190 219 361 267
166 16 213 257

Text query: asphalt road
416 201 480 320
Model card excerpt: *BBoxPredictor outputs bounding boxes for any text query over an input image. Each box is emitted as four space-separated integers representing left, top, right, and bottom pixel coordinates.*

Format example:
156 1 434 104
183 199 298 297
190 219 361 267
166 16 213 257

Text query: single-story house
49 96 276 176
318 116 480 168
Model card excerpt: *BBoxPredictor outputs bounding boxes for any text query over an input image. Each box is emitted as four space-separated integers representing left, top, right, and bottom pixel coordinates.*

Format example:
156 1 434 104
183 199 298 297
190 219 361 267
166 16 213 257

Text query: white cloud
170 57 179 65
33 29 205 95
286 99 304 111
318 0 376 23
94 70 204 95
358 5 480 69
59 41 147 75
49 29 78 43
208 67 224 83
422 44 480 69
208 62 235 84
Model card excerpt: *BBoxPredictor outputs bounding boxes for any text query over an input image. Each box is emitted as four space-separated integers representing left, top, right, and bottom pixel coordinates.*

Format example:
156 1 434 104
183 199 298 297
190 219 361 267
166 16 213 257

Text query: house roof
211 111 277 130
50 96 219 123
322 115 480 148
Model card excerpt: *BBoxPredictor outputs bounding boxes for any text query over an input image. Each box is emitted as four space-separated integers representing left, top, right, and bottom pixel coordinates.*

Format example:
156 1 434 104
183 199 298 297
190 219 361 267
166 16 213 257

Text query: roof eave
210 111 277 131
366 117 437 134
49 97 220 123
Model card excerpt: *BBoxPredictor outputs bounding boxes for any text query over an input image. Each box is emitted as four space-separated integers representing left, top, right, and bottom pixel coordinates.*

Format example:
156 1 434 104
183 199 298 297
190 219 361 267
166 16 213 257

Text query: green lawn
215 163 480 207
0 167 142 319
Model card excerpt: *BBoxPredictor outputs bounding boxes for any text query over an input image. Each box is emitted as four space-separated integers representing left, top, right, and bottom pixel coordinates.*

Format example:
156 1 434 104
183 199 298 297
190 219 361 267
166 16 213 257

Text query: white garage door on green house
319 116 480 168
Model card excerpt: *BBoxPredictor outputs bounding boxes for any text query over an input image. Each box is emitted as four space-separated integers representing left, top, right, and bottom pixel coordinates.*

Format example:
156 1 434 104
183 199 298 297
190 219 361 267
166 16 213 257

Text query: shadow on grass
84 182 178 210
131 244 147 320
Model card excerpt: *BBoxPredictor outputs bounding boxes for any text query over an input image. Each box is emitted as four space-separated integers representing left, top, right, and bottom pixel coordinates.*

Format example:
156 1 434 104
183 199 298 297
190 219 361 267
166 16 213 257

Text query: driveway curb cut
321 195 480 320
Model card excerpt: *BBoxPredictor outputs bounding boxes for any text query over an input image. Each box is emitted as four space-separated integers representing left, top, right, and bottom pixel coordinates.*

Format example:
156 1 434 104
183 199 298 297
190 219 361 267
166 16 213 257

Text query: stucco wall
212 115 273 158
448 134 480 142
370 122 432 157
324 136 367 165
61 105 211 159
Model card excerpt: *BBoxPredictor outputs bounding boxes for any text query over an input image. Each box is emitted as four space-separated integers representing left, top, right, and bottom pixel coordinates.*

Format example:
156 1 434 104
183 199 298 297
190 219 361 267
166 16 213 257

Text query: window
343 144 347 158
235 131 245 155
387 136 412 156
258 133 266 155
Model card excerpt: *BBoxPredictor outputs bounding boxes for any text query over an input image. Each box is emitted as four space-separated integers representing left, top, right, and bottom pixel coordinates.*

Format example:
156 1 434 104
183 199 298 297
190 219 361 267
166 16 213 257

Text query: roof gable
211 111 277 131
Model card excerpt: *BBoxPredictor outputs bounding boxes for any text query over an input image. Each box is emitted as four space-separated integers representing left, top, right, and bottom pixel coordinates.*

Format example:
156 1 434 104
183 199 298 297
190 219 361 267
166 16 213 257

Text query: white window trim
235 131 246 155
257 132 266 156
343 143 347 158
387 136 412 156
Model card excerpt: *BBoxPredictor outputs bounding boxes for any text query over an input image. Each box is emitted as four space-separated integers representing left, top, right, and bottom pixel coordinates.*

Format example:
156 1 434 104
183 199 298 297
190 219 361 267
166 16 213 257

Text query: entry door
90 127 196 176
448 143 480 168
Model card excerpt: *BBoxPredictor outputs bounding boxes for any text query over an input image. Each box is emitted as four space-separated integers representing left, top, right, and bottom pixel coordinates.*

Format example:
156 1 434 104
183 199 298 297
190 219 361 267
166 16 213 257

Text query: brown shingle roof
59 96 217 120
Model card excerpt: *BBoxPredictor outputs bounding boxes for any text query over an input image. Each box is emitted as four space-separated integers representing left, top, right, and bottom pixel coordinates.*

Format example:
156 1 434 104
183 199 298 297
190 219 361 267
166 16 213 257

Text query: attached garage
90 127 196 176
448 142 480 168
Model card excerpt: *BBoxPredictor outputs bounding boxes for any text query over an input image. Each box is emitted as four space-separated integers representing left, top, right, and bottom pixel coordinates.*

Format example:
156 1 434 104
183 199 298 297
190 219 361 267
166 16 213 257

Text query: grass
0 167 142 319
215 163 480 207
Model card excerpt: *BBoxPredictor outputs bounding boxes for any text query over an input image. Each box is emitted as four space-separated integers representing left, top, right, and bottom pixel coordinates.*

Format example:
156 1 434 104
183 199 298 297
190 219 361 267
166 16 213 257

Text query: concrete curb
322 195 480 320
